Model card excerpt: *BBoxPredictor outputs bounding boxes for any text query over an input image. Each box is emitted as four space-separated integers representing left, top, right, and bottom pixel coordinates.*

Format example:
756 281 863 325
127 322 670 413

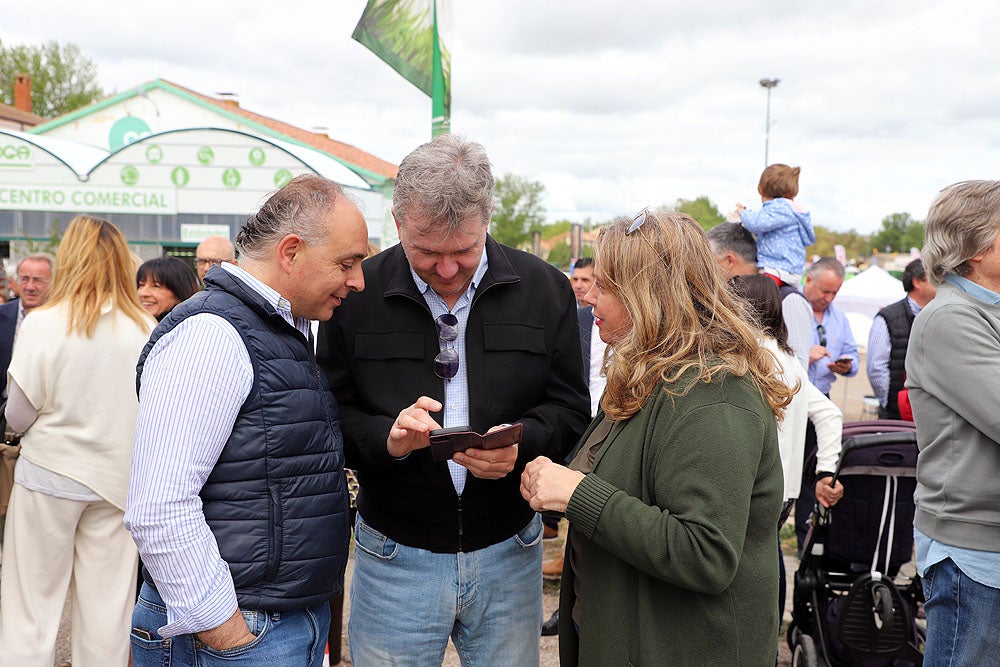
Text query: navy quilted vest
877 298 915 420
136 269 350 611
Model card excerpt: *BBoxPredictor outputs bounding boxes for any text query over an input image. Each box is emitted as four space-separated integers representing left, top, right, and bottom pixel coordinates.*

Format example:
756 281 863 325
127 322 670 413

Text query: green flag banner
353 0 451 137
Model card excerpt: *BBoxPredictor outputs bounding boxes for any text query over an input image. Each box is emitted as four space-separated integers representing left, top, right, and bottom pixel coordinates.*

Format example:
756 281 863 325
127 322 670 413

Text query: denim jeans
922 557 1000 666
130 582 331 666
349 512 543 666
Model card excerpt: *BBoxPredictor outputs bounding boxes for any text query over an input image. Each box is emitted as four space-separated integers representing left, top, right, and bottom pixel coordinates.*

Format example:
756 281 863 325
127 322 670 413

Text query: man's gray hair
392 134 494 233
921 180 1000 286
236 174 347 261
807 256 846 280
17 252 55 275
706 223 757 265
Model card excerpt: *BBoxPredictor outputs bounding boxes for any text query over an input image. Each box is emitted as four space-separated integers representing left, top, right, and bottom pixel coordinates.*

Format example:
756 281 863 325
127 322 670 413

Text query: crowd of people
0 135 995 667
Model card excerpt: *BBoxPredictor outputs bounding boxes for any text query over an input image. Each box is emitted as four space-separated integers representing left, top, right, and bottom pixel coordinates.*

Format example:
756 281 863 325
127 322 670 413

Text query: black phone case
428 423 522 462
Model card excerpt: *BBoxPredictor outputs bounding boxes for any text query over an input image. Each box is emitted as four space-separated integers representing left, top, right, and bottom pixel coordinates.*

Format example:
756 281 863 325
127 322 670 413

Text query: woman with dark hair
137 256 200 321
520 210 791 666
729 273 844 624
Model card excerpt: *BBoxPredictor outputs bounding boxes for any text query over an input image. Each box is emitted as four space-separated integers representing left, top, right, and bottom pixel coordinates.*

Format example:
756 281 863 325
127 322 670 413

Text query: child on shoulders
734 164 815 286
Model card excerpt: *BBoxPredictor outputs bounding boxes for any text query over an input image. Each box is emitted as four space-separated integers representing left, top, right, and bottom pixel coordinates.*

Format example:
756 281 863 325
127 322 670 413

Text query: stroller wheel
786 621 799 653
791 633 827 667
871 581 895 631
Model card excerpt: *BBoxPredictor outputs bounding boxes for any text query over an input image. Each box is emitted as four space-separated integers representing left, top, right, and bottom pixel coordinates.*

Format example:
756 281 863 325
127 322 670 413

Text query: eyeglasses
195 257 230 268
17 276 50 287
816 324 827 347
433 313 460 380
626 209 648 235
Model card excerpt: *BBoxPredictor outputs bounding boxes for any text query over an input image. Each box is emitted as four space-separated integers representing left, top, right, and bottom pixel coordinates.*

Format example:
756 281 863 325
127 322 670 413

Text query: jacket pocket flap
483 323 546 353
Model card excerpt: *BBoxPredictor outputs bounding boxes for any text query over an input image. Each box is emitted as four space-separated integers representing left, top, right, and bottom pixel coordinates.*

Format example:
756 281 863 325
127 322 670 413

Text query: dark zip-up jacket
317 236 590 553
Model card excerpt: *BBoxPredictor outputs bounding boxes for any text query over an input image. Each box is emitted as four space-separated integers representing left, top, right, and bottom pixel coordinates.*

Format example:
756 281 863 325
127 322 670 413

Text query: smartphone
428 423 523 462
836 356 853 363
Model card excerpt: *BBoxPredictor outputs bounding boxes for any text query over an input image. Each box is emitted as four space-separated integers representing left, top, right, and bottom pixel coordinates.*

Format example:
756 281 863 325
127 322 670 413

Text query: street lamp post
759 78 780 167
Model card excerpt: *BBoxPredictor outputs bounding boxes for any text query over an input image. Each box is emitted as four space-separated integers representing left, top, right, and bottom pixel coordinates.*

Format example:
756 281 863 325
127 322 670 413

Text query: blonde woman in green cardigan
521 210 792 666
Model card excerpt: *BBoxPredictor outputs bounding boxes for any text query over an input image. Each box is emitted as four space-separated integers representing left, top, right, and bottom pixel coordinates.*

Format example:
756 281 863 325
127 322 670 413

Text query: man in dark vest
866 258 936 419
125 175 368 666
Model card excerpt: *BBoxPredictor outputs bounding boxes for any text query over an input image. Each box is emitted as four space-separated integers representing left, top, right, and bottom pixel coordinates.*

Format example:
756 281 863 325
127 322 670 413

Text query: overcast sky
4 1 997 233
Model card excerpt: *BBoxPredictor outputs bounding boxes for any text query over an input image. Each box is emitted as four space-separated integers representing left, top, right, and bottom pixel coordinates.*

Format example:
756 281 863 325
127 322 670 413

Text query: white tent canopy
833 265 906 350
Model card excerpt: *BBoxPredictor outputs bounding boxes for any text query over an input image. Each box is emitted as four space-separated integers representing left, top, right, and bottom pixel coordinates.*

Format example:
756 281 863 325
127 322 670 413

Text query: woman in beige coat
0 215 154 667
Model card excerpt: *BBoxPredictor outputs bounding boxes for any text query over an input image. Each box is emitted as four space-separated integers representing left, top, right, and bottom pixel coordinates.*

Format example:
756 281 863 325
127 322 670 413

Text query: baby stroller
788 420 924 666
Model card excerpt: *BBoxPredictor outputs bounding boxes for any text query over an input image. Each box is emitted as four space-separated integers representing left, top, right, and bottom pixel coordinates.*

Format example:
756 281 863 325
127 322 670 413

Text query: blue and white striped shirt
124 263 311 638
409 251 490 495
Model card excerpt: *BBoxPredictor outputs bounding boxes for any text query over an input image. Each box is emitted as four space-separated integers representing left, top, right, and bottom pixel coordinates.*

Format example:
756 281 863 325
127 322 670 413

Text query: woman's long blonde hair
44 215 153 337
596 211 792 421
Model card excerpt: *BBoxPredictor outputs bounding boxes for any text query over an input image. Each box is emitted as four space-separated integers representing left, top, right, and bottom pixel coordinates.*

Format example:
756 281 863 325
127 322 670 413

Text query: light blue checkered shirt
409 252 490 495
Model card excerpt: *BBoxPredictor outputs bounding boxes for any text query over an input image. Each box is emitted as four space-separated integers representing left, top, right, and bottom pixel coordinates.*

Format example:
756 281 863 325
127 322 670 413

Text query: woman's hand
520 456 585 514
815 477 844 508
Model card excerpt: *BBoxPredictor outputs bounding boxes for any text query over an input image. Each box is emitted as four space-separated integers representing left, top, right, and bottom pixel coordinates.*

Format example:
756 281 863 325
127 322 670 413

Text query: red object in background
897 389 913 421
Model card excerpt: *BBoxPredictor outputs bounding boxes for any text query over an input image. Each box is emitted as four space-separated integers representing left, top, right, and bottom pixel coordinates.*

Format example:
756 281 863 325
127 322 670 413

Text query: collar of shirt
945 274 1000 306
408 247 490 307
220 262 312 338
905 295 923 316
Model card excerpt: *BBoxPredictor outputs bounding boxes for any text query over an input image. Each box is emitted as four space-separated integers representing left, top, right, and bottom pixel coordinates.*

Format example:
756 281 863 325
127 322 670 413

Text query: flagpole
431 0 448 137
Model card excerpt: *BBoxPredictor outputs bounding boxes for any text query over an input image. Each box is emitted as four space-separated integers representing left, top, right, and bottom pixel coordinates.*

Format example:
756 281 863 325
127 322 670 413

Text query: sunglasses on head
626 209 648 235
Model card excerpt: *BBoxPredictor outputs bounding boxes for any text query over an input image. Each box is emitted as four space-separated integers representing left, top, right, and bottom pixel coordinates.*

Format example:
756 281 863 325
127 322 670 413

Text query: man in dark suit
0 253 55 397
0 253 53 555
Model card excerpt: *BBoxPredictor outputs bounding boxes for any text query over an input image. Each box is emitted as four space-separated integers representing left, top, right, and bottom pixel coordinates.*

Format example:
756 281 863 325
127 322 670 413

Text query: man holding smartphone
795 256 859 546
803 257 859 395
317 135 589 666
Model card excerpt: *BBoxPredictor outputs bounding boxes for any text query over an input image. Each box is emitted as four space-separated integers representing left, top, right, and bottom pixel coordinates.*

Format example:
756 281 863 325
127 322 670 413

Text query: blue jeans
130 582 330 666
349 512 543 666
922 557 1000 666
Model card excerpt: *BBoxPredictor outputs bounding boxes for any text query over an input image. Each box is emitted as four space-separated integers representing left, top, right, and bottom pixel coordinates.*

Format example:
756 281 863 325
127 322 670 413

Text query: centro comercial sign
0 185 177 215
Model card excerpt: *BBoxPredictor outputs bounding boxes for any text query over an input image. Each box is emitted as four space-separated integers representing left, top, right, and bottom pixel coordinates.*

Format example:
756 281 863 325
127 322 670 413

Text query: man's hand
453 423 520 479
815 477 845 508
196 609 255 651
827 358 853 375
809 345 830 364
520 456 585 513
386 396 442 458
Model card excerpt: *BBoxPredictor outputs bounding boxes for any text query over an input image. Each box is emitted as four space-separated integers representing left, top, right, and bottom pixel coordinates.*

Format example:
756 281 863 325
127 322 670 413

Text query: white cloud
3 0 999 233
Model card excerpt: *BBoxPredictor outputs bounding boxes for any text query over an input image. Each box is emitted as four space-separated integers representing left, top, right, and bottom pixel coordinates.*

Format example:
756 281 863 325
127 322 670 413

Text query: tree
490 173 546 248
870 212 924 254
672 196 726 230
808 225 869 263
540 220 572 240
0 40 104 118
24 219 62 254
546 242 571 268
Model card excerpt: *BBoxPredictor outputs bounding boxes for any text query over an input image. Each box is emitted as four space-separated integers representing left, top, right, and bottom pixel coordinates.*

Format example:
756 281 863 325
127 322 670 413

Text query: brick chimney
14 74 31 113
215 92 239 108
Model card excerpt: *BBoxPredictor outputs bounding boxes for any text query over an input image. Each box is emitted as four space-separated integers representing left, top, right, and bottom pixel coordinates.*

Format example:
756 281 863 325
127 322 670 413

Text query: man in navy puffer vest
125 174 368 666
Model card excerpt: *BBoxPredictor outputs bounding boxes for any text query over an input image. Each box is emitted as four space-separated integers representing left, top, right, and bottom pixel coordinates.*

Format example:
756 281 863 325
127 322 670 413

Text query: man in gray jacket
906 179 1000 665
